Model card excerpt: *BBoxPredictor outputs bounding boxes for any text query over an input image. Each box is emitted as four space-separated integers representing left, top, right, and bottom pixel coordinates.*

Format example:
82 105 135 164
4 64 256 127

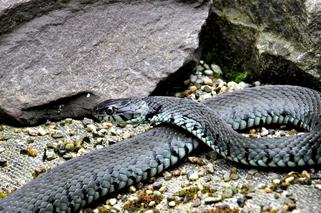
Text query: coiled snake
0 85 321 212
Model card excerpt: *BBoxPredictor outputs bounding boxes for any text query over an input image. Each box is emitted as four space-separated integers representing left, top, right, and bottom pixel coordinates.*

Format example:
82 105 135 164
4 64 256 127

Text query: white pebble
260 127 269 136
108 198 117 206
168 201 176 207
187 171 199 181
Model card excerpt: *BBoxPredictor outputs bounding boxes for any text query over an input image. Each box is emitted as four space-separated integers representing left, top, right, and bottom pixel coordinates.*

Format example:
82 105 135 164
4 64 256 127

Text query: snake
0 85 321 212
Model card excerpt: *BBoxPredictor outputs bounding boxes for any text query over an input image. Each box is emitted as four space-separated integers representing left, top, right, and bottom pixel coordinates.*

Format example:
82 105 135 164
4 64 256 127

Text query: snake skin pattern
1 85 321 212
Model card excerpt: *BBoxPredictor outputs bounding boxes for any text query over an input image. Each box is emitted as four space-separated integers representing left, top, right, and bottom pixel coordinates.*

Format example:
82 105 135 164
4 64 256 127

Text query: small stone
159 186 167 193
83 117 93 125
51 132 64 139
219 86 228 94
21 147 38 157
204 195 222 204
144 210 154 213
253 81 261 86
64 143 75 152
237 196 246 207
223 172 231 182
202 85 212 93
289 129 297 136
210 64 222 76
264 187 273 193
203 78 213 85
27 128 39 136
0 147 5 153
122 132 131 140
152 182 162 190
146 190 153 195
206 163 215 174
26 138 35 144
272 179 281 185
173 170 181 176
148 201 156 207
38 128 48 136
64 118 73 124
129 186 136 193
45 149 58 161
192 197 201 207
190 75 198 83
189 85 197 92
187 171 199 181
86 124 97 133
285 176 295 185
204 69 214 76
188 156 205 165
260 127 269 136
163 171 172 180
153 191 161 196
222 188 234 198
102 122 113 129
109 198 117 206
168 201 176 207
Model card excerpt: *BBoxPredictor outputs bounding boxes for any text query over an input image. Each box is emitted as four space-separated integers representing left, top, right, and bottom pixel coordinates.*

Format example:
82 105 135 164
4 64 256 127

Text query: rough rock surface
0 0 209 125
201 0 321 89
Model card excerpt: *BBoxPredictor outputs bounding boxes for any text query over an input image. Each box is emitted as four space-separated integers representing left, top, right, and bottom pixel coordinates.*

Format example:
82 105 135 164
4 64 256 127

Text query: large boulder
200 0 321 89
0 0 210 125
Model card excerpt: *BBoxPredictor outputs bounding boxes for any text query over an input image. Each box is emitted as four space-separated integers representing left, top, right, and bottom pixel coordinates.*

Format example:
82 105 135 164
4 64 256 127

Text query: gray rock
202 0 321 89
0 0 210 125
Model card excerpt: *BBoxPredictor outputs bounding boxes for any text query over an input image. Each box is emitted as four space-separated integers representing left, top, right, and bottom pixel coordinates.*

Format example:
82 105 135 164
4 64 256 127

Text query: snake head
93 97 150 124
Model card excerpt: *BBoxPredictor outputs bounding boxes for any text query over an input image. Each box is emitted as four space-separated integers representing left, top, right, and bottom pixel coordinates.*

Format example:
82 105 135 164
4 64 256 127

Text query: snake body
1 85 321 212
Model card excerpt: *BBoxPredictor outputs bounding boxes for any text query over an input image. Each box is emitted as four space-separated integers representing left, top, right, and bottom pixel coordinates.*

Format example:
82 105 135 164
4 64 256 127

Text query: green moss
177 187 199 201
0 191 8 199
224 70 250 83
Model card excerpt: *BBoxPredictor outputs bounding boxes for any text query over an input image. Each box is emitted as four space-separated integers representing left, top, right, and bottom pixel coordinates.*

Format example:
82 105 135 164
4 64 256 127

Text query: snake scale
0 85 321 212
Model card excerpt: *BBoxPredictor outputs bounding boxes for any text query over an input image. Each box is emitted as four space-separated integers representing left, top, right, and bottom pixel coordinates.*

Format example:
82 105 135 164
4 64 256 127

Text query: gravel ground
1 62 321 212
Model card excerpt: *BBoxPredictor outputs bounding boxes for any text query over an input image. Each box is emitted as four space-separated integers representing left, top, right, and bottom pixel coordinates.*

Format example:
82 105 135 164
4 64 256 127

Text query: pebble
148 201 156 207
210 64 223 75
172 170 180 176
82 117 93 125
153 191 161 197
187 171 199 181
285 176 295 185
122 132 131 140
108 198 117 206
152 182 162 190
0 147 5 153
192 197 201 207
203 78 213 85
204 69 213 76
159 186 168 193
204 195 222 204
86 124 97 133
163 171 172 180
236 196 246 207
202 85 212 93
168 201 176 207
129 186 136 193
260 127 269 136
190 75 197 83
51 132 64 139
27 128 39 136
145 210 154 213
222 188 234 198
45 149 58 160
206 163 215 174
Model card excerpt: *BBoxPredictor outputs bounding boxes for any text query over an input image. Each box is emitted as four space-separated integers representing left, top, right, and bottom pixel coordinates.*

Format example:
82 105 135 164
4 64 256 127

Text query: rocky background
1 0 321 125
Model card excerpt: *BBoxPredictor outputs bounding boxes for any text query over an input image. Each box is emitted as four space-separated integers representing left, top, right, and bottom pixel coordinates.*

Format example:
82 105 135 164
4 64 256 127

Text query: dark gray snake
1 85 321 212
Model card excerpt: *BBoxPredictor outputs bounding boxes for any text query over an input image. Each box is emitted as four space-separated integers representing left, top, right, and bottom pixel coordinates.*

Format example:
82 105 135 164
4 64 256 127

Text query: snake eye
105 106 115 115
